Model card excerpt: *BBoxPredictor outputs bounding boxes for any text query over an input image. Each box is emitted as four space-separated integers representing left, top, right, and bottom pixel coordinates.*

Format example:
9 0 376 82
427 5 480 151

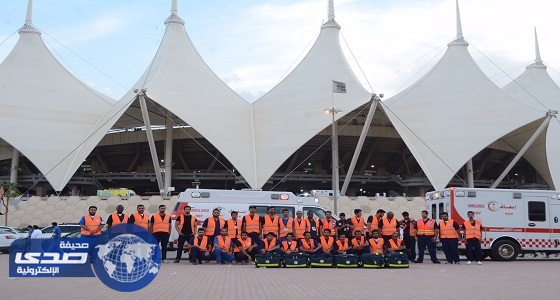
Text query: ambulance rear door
525 196 550 250
549 200 560 249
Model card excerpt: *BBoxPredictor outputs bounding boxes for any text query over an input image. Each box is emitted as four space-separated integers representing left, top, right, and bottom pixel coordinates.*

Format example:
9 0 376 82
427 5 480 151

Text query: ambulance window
528 201 546 222
431 204 437 219
254 206 294 217
303 207 326 219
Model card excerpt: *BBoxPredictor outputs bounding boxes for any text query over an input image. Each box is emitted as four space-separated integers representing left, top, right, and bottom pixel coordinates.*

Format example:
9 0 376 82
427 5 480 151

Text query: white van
169 188 331 249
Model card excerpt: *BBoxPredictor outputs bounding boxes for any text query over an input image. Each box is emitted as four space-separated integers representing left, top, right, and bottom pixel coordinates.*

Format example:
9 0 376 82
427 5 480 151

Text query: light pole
360 188 363 196
324 106 342 214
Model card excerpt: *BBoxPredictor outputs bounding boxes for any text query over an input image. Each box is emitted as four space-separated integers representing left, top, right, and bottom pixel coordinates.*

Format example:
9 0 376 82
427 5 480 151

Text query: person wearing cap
401 211 416 261
336 212 352 239
306 211 320 239
242 205 262 245
350 209 365 237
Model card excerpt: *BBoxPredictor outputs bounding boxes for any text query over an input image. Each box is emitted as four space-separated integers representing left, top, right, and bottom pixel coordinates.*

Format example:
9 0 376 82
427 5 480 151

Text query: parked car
41 224 82 237
61 231 81 238
0 229 18 253
0 226 28 239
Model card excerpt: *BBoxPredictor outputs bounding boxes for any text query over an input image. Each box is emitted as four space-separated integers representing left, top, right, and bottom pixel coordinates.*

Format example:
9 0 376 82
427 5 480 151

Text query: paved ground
1 251 559 299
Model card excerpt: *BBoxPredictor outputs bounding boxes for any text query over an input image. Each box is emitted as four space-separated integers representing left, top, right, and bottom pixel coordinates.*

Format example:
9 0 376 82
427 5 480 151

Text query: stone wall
5 195 427 228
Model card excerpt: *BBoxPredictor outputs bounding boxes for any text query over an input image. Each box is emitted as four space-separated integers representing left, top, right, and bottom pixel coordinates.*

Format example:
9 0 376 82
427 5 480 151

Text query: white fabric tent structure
0 1 116 191
502 29 560 189
251 0 372 188
101 0 371 189
105 1 256 187
381 1 547 190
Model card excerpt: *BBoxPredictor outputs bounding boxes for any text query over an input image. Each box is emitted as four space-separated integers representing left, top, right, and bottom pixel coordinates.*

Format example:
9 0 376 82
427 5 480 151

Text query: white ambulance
425 187 560 261
168 188 332 249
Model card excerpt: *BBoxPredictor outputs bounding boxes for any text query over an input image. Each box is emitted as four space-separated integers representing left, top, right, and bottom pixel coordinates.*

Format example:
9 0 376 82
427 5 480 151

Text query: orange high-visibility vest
262 215 280 236
350 217 365 236
369 238 384 254
81 215 102 235
234 237 253 253
416 218 436 236
111 213 129 225
152 214 171 233
389 238 403 250
279 217 294 238
439 220 458 239
216 236 233 252
190 236 209 254
226 218 242 239
263 238 277 251
281 240 298 252
370 216 380 231
321 218 337 236
463 220 482 240
402 219 416 237
336 239 350 251
307 218 320 236
177 214 197 234
204 217 225 236
132 212 149 230
243 214 261 234
380 217 398 236
300 238 317 250
320 236 334 250
294 218 309 239
351 236 366 248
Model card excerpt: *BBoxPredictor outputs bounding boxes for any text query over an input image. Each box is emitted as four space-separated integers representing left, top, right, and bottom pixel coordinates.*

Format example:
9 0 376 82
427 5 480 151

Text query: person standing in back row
174 205 197 263
462 211 483 265
203 208 226 245
106 204 128 229
414 210 440 264
150 205 171 262
439 212 461 264
242 205 262 245
401 212 416 261
128 204 150 230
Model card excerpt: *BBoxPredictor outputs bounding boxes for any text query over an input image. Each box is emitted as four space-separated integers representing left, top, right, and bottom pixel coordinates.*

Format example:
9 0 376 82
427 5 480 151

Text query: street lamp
324 106 342 214
360 188 363 196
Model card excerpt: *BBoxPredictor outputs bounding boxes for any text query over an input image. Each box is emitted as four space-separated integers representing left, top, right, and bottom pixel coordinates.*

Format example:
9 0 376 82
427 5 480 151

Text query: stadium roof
0 0 116 190
381 1 547 190
502 29 560 189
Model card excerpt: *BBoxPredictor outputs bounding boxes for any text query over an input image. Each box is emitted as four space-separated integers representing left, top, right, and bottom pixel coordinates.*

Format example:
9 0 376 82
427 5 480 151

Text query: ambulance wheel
491 240 519 261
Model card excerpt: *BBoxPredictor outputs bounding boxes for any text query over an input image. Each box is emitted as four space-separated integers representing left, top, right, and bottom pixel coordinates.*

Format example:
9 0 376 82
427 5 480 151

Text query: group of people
78 203 485 266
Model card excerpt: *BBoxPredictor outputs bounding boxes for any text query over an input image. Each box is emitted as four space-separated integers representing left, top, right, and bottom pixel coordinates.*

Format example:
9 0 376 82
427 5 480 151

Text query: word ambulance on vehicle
169 189 332 250
425 187 560 261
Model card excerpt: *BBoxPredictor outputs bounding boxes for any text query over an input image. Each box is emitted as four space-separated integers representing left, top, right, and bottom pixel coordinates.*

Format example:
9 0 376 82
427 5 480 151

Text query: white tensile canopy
502 30 560 189
381 2 546 190
105 4 256 187
251 2 372 188
102 0 371 189
0 4 115 191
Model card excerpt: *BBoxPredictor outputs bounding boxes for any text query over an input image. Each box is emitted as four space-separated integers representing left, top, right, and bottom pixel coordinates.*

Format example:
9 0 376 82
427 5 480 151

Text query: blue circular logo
91 224 161 292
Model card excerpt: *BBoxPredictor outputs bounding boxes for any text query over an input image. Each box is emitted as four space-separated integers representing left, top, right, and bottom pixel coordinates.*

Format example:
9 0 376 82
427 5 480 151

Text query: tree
1 182 20 226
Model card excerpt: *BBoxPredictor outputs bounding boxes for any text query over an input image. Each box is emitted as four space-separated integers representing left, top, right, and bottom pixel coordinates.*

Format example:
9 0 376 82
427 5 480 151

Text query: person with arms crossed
188 228 211 264
174 205 197 263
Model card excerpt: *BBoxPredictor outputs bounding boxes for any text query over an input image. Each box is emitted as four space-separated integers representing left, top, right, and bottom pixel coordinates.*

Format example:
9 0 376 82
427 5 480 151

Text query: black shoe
173 259 180 263
414 260 423 263
433 261 441 264
192 261 198 265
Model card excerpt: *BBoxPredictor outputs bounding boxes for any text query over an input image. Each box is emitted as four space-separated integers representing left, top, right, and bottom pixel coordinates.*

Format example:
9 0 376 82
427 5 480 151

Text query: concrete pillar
72 186 78 196
10 147 19 183
164 112 174 195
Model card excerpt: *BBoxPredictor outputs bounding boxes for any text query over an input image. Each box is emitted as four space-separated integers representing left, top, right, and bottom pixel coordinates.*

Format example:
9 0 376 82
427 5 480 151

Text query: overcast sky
1 0 559 102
